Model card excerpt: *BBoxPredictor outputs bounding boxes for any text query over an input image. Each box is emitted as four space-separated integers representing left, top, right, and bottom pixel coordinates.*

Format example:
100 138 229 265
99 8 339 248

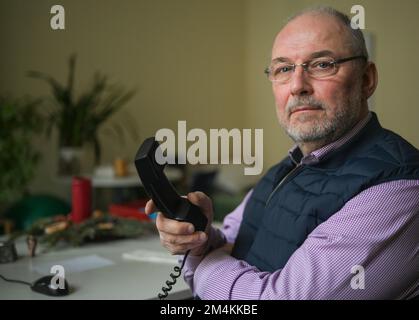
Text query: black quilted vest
231 113 419 272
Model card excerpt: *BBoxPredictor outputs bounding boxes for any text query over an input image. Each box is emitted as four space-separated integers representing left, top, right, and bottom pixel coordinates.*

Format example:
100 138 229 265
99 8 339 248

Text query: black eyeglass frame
264 55 367 82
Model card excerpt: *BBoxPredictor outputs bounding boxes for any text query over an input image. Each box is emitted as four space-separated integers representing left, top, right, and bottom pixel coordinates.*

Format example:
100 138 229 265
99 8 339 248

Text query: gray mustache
286 97 324 113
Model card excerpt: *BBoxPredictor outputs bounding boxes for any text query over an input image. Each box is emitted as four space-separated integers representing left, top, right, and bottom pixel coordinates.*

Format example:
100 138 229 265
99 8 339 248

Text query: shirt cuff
180 226 227 294
193 247 242 299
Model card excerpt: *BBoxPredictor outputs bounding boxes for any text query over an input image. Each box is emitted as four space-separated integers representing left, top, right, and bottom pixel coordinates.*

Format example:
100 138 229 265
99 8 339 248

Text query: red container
108 199 151 221
70 176 92 223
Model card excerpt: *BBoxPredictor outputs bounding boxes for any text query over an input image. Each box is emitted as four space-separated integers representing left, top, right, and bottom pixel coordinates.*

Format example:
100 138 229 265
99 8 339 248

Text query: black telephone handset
134 137 208 299
134 137 208 232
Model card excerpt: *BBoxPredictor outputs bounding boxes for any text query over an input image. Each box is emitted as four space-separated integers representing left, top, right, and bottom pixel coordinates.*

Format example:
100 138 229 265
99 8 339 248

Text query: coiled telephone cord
158 250 190 300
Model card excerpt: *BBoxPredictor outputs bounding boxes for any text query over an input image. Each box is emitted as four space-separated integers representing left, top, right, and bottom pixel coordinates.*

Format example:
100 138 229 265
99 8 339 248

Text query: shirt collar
288 112 372 165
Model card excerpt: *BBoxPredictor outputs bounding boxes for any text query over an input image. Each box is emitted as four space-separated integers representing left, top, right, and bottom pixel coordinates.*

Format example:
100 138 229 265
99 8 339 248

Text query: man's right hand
144 191 213 256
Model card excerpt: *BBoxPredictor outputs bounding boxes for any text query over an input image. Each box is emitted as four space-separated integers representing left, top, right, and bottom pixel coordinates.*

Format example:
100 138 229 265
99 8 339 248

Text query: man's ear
363 61 378 99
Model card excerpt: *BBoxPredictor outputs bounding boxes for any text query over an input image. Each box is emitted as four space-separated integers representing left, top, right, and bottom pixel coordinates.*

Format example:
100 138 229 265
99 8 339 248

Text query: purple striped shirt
182 113 419 299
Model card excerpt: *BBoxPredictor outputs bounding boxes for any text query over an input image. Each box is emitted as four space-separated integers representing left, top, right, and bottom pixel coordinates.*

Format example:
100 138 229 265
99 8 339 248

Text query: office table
0 234 192 300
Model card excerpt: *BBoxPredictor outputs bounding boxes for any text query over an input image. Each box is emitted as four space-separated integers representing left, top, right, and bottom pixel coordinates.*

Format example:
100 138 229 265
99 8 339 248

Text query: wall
0 0 245 198
1 0 418 199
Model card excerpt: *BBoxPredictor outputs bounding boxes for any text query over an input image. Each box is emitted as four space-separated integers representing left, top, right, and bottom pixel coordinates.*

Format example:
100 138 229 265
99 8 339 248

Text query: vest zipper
265 163 303 207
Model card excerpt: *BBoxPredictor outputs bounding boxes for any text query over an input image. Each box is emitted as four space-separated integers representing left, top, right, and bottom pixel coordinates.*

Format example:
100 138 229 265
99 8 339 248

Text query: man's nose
290 66 313 96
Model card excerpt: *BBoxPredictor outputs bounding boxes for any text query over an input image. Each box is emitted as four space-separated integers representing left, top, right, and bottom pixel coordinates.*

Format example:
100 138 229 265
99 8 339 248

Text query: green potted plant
28 54 135 176
0 95 43 222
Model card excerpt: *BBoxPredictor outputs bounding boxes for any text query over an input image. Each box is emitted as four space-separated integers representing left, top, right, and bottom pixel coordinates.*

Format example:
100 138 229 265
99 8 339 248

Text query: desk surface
0 234 191 300
55 167 183 188
92 167 183 188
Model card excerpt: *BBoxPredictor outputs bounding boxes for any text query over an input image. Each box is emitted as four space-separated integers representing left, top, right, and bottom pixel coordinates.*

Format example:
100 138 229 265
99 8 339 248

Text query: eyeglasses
264 55 367 83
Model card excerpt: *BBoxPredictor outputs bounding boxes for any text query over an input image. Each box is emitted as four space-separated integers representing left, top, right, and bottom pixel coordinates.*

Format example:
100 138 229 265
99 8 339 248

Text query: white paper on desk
32 255 114 275
122 249 178 265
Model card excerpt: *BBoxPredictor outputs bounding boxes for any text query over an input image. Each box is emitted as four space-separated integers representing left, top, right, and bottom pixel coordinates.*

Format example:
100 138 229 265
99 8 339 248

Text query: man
146 7 419 299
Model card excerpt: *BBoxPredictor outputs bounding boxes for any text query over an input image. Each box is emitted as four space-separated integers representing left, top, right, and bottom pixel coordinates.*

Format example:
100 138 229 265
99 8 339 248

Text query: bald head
274 7 368 61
